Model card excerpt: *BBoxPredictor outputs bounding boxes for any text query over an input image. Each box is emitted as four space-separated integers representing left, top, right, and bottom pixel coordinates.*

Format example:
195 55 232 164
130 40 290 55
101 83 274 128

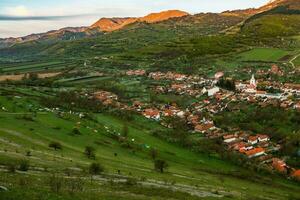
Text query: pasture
236 48 294 62
0 87 299 200
0 60 78 74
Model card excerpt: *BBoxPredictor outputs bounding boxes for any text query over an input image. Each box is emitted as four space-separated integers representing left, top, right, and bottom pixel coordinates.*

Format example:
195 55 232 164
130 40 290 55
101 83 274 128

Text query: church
236 74 258 93
245 74 257 93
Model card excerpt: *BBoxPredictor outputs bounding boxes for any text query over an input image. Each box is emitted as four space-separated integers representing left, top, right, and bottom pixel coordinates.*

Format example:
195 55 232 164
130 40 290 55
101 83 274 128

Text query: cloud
0 14 95 21
4 5 31 16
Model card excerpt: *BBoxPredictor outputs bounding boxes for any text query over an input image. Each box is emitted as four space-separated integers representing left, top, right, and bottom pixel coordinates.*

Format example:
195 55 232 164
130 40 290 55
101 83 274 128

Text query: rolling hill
0 0 300 68
91 10 189 32
0 10 189 48
241 0 300 37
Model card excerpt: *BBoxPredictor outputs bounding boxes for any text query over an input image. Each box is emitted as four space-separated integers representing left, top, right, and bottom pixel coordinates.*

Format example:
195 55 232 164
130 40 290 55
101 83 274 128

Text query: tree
149 148 158 160
28 73 38 81
89 163 104 175
217 78 236 91
154 159 168 173
121 124 129 138
84 146 96 159
19 159 30 171
72 128 81 135
7 163 16 173
49 142 62 151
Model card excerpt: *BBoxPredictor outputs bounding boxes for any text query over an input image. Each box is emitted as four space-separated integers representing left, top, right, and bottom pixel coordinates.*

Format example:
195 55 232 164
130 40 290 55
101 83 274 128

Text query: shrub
49 141 62 151
89 163 104 175
18 159 30 171
149 148 158 160
154 159 168 173
7 163 16 173
26 151 32 157
84 146 96 159
72 128 81 135
125 177 138 186
121 124 129 138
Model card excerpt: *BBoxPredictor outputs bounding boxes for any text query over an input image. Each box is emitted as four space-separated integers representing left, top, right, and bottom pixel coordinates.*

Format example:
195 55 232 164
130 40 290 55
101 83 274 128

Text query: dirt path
0 72 61 82
289 53 300 68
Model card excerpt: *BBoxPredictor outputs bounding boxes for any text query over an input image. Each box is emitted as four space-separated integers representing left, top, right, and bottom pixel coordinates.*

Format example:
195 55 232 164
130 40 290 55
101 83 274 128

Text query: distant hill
241 0 300 37
91 10 189 32
0 10 189 48
0 27 101 49
223 0 300 17
1 0 300 60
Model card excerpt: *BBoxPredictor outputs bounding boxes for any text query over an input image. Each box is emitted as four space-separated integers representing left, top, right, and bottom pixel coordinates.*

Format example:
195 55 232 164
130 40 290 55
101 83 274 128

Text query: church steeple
250 74 257 88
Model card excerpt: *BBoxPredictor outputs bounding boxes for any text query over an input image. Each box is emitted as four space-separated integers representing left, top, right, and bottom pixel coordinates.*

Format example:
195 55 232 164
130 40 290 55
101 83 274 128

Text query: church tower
250 74 257 88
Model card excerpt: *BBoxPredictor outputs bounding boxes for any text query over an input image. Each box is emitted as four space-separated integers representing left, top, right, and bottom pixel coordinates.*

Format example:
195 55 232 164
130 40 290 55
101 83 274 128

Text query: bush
72 128 81 135
7 163 16 173
49 141 62 151
89 163 104 175
18 159 30 171
125 177 138 186
121 124 129 138
154 159 168 173
84 146 96 159
149 148 158 160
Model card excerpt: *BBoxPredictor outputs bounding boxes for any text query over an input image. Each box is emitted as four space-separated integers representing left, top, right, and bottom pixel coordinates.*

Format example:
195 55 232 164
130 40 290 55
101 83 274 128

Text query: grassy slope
236 48 295 62
0 88 299 199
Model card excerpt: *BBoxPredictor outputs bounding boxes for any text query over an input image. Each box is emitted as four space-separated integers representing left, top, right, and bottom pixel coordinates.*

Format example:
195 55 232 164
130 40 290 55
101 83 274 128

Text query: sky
0 0 271 38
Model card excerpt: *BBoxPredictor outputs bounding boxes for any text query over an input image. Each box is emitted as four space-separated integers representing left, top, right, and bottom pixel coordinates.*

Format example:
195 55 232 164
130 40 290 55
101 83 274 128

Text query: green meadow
236 48 294 62
0 87 299 200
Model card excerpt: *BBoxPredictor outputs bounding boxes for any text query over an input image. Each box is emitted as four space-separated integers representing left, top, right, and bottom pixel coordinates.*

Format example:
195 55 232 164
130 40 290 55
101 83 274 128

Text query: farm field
57 75 108 85
0 61 79 74
0 72 61 82
236 48 295 62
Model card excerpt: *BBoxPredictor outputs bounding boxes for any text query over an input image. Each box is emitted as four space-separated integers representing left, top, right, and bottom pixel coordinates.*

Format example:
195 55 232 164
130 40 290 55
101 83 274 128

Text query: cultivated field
236 48 294 62
0 72 61 82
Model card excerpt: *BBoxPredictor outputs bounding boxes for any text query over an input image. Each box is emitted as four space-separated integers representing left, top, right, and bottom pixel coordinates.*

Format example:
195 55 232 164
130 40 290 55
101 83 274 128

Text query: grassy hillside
242 14 300 37
236 48 296 62
0 12 246 60
0 86 299 200
0 5 299 75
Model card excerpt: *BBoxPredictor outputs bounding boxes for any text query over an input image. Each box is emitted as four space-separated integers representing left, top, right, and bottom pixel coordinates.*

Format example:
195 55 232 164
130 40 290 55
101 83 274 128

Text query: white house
258 135 270 142
248 136 259 145
223 135 237 143
207 87 220 97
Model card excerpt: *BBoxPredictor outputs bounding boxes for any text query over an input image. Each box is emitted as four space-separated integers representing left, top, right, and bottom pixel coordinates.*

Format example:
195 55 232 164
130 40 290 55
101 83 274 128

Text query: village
90 66 300 181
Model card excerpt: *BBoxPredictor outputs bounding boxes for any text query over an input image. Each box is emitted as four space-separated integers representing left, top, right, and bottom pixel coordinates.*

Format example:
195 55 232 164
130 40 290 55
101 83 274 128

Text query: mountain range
0 10 189 48
0 0 299 55
91 10 189 32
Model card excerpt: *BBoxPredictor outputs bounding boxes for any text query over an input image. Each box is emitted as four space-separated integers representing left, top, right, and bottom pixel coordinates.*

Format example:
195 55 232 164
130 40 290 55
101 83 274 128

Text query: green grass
0 88 300 200
242 14 300 37
58 76 111 84
237 48 293 62
0 61 79 74
294 55 300 67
